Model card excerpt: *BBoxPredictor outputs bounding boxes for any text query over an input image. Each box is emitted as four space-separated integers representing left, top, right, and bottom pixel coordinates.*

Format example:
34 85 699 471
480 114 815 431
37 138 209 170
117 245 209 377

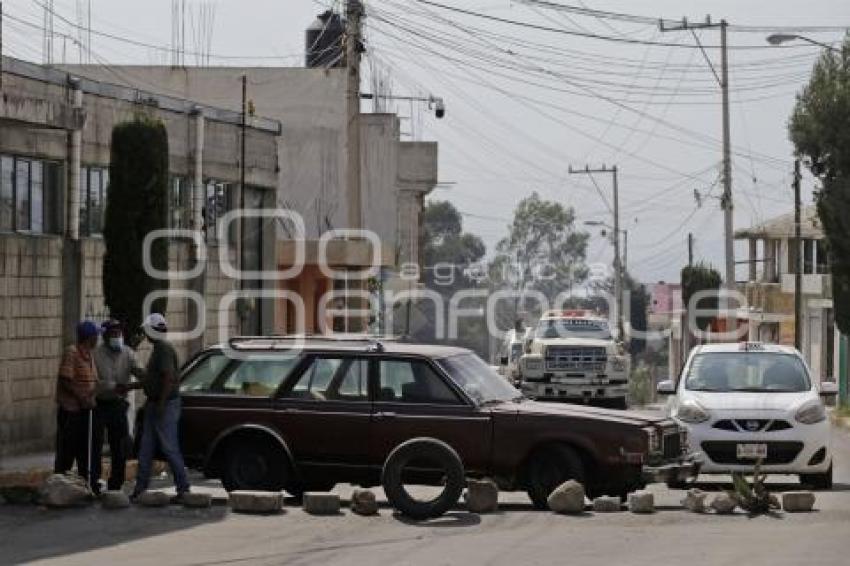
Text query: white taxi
657 342 837 488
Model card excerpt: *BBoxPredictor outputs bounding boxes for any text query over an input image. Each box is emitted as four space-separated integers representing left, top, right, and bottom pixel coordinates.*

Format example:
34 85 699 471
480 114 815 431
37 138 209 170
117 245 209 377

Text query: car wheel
800 463 833 490
382 438 465 520
221 438 288 492
526 445 585 510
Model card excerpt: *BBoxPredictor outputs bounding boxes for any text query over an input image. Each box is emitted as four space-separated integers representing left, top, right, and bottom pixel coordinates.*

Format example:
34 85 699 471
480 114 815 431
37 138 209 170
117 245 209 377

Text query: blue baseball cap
76 320 102 341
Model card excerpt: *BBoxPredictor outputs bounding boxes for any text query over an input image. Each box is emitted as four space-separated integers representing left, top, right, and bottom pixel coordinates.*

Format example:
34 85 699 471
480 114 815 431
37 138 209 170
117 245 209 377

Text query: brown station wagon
177 337 698 516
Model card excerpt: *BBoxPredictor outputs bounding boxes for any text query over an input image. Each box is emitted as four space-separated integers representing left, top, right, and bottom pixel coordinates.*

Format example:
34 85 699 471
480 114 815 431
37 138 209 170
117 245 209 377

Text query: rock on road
1 423 849 566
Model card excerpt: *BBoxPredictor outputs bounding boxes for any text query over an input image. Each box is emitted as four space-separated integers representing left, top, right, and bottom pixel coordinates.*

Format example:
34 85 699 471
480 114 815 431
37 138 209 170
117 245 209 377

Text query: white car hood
685 390 813 412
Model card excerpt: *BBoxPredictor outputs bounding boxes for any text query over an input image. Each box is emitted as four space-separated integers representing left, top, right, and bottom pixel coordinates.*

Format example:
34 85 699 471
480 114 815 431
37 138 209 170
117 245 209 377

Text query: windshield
510 343 523 361
535 319 611 340
685 352 811 393
438 353 521 405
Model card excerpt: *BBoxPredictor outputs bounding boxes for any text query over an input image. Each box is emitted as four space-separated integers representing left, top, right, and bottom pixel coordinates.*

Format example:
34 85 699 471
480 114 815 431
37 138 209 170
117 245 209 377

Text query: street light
766 33 841 52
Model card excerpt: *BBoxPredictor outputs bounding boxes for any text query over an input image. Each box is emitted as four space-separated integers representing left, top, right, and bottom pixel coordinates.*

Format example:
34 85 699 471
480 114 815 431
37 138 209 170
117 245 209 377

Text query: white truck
519 310 630 408
496 328 530 385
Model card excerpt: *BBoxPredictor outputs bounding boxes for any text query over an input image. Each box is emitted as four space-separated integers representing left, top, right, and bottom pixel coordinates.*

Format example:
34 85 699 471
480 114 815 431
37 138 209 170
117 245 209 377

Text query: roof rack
226 334 402 351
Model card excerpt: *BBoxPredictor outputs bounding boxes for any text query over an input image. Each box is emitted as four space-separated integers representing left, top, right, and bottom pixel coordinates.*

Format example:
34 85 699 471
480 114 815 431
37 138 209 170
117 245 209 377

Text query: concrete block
628 491 654 514
592 495 622 512
182 492 213 508
782 491 815 512
229 490 283 514
681 488 707 513
710 493 737 514
101 490 131 509
136 490 170 507
548 480 585 514
303 492 341 515
464 479 499 514
350 489 378 516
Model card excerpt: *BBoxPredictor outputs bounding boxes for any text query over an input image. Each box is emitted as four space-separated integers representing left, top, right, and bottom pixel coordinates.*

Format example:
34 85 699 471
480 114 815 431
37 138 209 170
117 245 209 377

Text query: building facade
0 56 281 459
736 207 845 394
60 65 439 335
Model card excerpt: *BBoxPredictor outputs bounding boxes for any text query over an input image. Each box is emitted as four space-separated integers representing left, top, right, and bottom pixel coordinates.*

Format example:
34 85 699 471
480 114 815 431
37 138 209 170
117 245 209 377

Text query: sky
3 0 848 285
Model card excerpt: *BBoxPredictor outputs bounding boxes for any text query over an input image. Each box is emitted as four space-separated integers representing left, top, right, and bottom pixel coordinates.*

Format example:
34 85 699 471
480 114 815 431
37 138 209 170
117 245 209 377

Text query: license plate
736 443 768 460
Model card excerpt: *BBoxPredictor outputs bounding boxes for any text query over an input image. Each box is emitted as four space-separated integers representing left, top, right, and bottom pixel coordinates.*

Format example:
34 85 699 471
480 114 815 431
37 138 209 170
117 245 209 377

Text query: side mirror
500 356 509 366
819 380 838 397
656 380 676 395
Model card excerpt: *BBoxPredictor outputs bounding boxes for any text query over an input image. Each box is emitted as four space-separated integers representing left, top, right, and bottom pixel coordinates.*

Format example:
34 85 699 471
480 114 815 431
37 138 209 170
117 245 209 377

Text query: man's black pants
54 407 92 481
91 398 130 491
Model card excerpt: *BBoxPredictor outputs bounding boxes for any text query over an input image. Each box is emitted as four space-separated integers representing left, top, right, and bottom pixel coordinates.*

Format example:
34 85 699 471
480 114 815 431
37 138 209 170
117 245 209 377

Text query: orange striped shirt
56 345 97 411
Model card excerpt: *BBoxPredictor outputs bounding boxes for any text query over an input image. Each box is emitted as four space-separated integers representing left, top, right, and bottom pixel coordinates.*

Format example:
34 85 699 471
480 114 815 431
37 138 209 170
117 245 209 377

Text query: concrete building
0 56 281 459
59 65 439 334
736 207 845 393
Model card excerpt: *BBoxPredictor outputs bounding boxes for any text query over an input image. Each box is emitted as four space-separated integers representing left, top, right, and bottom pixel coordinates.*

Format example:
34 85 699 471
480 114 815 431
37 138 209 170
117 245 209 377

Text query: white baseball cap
143 313 167 330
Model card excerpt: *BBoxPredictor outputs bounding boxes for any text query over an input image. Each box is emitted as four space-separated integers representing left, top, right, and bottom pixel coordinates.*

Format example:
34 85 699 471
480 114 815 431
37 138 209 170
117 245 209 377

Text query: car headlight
795 400 826 424
523 357 543 371
674 400 710 424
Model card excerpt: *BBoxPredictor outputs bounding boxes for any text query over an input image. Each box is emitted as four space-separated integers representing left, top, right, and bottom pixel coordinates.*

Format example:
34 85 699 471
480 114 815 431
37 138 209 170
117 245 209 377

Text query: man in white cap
127 313 190 502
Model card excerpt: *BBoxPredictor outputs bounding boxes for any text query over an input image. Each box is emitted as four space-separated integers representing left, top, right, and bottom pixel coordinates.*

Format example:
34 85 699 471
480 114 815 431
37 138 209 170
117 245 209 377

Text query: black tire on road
382 438 465 520
221 437 289 492
526 444 586 510
800 463 833 490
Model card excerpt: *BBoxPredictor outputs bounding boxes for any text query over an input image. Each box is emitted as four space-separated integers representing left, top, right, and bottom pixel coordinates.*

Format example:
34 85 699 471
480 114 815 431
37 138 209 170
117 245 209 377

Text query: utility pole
239 74 247 293
794 159 802 351
660 17 733 287
622 229 628 275
688 233 694 266
345 0 364 230
569 164 622 340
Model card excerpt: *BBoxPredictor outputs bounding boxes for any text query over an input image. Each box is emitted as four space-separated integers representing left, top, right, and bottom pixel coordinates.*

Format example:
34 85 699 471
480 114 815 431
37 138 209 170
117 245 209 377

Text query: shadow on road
392 510 482 528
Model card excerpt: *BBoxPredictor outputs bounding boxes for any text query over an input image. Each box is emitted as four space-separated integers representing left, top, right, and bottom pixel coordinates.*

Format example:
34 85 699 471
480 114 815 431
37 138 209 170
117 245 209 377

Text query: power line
410 0 827 50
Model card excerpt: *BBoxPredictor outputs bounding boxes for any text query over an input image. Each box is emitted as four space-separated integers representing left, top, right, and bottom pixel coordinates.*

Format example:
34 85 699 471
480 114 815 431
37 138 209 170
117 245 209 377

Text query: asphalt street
1 423 848 566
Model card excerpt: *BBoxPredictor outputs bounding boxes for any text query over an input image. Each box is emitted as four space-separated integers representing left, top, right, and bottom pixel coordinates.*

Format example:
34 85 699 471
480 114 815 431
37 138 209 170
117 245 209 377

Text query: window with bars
203 180 233 243
80 165 109 236
0 154 61 234
170 176 191 231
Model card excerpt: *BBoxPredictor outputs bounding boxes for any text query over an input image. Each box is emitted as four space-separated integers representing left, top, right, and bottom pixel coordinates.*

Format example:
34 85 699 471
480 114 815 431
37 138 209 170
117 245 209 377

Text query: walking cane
87 408 93 493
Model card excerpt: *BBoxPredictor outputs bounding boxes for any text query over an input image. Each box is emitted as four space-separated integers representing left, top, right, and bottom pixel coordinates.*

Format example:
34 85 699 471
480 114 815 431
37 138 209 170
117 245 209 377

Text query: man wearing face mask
90 319 144 494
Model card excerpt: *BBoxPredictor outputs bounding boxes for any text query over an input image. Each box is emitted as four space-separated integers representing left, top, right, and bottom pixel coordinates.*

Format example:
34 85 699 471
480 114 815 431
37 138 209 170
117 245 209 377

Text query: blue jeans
133 398 190 495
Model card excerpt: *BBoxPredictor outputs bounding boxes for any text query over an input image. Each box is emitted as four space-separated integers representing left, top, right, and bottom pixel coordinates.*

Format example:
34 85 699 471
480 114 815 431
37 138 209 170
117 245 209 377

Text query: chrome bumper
642 453 702 484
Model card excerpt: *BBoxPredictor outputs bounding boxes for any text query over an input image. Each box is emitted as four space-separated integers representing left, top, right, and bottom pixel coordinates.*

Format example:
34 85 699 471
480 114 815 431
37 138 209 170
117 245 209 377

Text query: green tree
399 201 488 355
681 262 722 332
489 192 589 311
624 273 650 354
789 35 850 334
102 117 170 333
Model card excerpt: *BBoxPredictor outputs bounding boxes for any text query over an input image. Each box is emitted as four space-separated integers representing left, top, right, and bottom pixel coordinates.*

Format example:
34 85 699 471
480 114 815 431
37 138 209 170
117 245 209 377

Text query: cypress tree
102 116 170 334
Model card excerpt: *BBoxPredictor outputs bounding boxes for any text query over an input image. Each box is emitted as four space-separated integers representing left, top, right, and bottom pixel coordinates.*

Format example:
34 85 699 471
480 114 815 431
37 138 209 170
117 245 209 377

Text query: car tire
382 438 465 520
221 437 289 492
800 463 833 490
526 444 586 510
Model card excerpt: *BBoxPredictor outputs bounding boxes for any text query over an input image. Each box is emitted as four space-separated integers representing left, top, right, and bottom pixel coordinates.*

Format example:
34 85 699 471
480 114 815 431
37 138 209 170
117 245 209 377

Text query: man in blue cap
55 321 100 484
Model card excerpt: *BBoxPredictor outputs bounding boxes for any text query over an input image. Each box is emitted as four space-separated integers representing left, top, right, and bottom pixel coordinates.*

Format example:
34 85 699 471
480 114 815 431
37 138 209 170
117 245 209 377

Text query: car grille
712 419 793 433
662 430 683 460
701 441 804 465
545 346 606 372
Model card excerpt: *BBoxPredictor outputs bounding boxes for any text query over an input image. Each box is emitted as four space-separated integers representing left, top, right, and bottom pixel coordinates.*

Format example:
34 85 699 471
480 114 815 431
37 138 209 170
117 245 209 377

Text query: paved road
2 424 848 566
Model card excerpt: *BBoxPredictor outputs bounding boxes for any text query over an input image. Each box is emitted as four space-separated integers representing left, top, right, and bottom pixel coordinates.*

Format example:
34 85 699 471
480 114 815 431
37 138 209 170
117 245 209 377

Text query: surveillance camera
432 97 445 119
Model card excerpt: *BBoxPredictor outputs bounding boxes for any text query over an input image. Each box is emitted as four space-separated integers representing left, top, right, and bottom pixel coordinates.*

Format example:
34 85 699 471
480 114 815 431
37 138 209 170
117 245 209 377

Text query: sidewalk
0 452 54 488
